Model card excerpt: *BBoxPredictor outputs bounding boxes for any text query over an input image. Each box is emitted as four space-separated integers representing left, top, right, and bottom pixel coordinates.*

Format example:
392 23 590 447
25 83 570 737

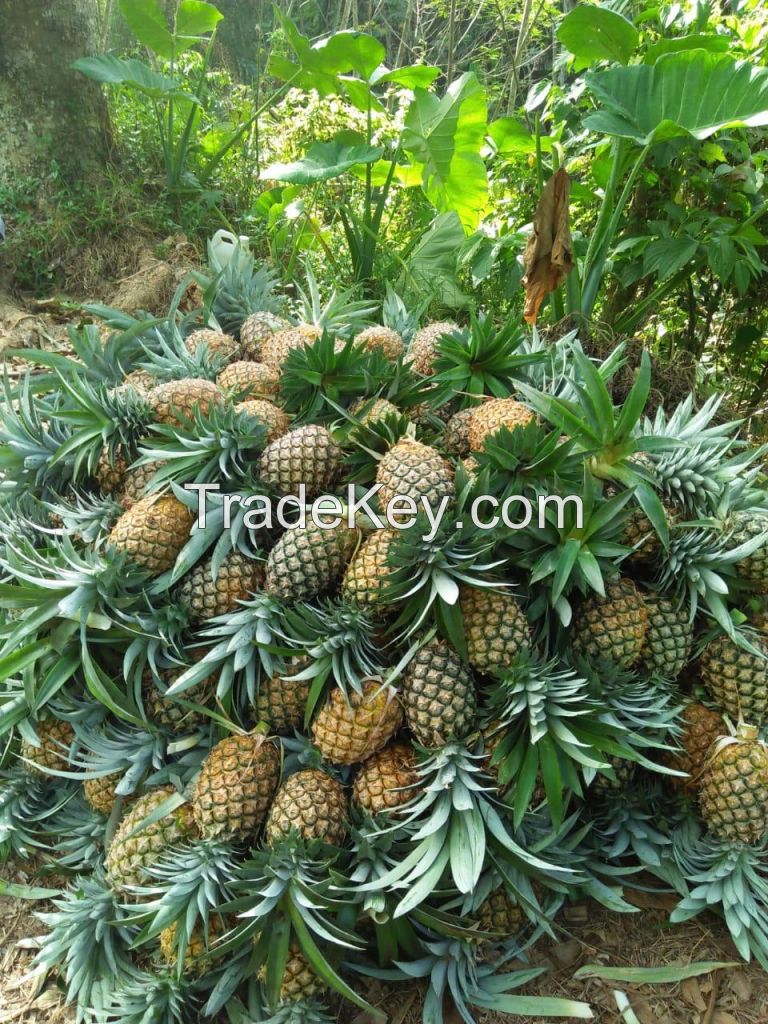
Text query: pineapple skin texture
257 424 342 499
311 681 403 765
409 321 459 375
402 639 476 746
20 719 74 775
342 529 399 617
571 578 649 669
147 378 224 427
665 702 724 793
193 733 281 840
106 788 197 890
476 886 523 938
240 312 291 361
254 659 312 734
265 769 348 846
353 743 419 815
109 494 194 575
468 399 534 451
217 360 280 399
731 511 768 589
184 328 240 363
234 398 290 442
700 634 768 724
265 523 359 604
118 459 166 510
459 586 531 674
353 325 404 361
175 550 264 623
641 594 693 679
699 740 768 843
376 439 455 512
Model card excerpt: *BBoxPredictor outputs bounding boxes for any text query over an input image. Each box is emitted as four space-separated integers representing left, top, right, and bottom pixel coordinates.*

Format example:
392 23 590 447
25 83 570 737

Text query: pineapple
105 787 197 890
341 529 399 616
376 439 455 511
142 660 216 733
459 586 531 674
261 327 315 369
409 321 459 376
83 773 130 815
175 550 264 623
240 311 292 360
192 731 281 841
352 743 419 815
257 424 342 498
265 769 348 846
20 719 74 774
234 398 290 442
402 639 476 746
108 494 194 575
255 658 312 734
349 397 403 426
699 633 768 724
264 523 359 604
731 511 768 589
468 399 534 451
94 446 128 495
443 409 474 458
571 578 649 669
353 325 404 361
699 727 768 843
267 943 327 1003
121 368 157 393
118 459 166 510
641 594 693 679
147 378 224 427
665 702 724 794
184 327 239 363
311 681 403 765
217 360 280 400
475 887 523 939
159 917 225 975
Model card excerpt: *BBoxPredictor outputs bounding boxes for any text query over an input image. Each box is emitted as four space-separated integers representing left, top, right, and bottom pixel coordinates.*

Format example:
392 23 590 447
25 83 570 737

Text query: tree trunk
0 0 111 184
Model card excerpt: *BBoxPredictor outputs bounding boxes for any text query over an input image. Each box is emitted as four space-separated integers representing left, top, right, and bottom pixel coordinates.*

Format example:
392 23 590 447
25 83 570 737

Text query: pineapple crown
0 766 55 860
471 420 580 498
33 870 138 1014
588 779 674 868
96 969 195 1024
44 490 123 544
15 321 155 390
0 372 75 497
382 283 424 343
39 791 111 872
139 401 270 487
279 330 393 422
138 323 226 382
429 313 547 406
201 240 283 336
482 652 632 825
294 265 378 335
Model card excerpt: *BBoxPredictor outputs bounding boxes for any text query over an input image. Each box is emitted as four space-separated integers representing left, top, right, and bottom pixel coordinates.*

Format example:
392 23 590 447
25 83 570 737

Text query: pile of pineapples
3 242 768 1024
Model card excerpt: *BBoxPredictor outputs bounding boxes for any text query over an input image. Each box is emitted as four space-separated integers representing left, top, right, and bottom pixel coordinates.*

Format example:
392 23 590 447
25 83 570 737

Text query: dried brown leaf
522 167 574 324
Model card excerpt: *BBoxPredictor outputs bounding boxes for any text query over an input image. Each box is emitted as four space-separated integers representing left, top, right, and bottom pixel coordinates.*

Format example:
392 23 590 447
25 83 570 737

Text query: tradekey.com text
184 483 584 543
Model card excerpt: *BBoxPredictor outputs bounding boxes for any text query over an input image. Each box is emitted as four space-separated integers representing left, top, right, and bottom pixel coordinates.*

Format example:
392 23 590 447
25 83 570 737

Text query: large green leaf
72 56 193 100
261 140 383 184
489 117 553 155
119 0 174 57
643 33 729 64
402 72 488 232
176 0 223 37
404 212 472 308
557 5 638 69
371 65 441 89
313 31 385 79
584 50 768 143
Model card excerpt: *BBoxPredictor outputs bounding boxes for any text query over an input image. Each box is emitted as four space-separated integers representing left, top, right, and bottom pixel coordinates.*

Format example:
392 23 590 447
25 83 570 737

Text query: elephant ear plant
260 8 490 292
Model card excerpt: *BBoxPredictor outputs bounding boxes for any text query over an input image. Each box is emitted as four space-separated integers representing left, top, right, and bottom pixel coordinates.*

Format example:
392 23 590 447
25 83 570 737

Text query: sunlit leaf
558 6 638 69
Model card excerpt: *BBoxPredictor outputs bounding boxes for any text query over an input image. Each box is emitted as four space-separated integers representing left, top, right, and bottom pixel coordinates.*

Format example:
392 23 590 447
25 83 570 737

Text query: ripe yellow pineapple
159 917 226 975
264 522 359 604
260 327 314 369
699 727 768 843
147 378 224 427
265 769 348 846
239 311 292 361
217 360 280 400
257 424 342 498
409 321 459 375
106 788 197 890
341 529 400 616
193 731 281 841
83 773 131 815
349 396 403 426
468 399 534 451
184 327 240 363
261 943 327 1003
118 459 166 510
234 398 290 442
376 438 454 511
353 325 405 361
94 446 128 494
108 494 194 575
443 409 474 457
20 719 74 774
459 586 531 674
352 743 418 815
121 368 157 393
571 578 649 669
311 681 403 764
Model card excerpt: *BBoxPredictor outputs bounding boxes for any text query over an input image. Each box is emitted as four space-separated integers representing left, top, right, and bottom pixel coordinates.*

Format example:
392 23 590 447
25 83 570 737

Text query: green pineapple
402 639 476 746
571 579 649 669
105 788 197 890
264 523 360 604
